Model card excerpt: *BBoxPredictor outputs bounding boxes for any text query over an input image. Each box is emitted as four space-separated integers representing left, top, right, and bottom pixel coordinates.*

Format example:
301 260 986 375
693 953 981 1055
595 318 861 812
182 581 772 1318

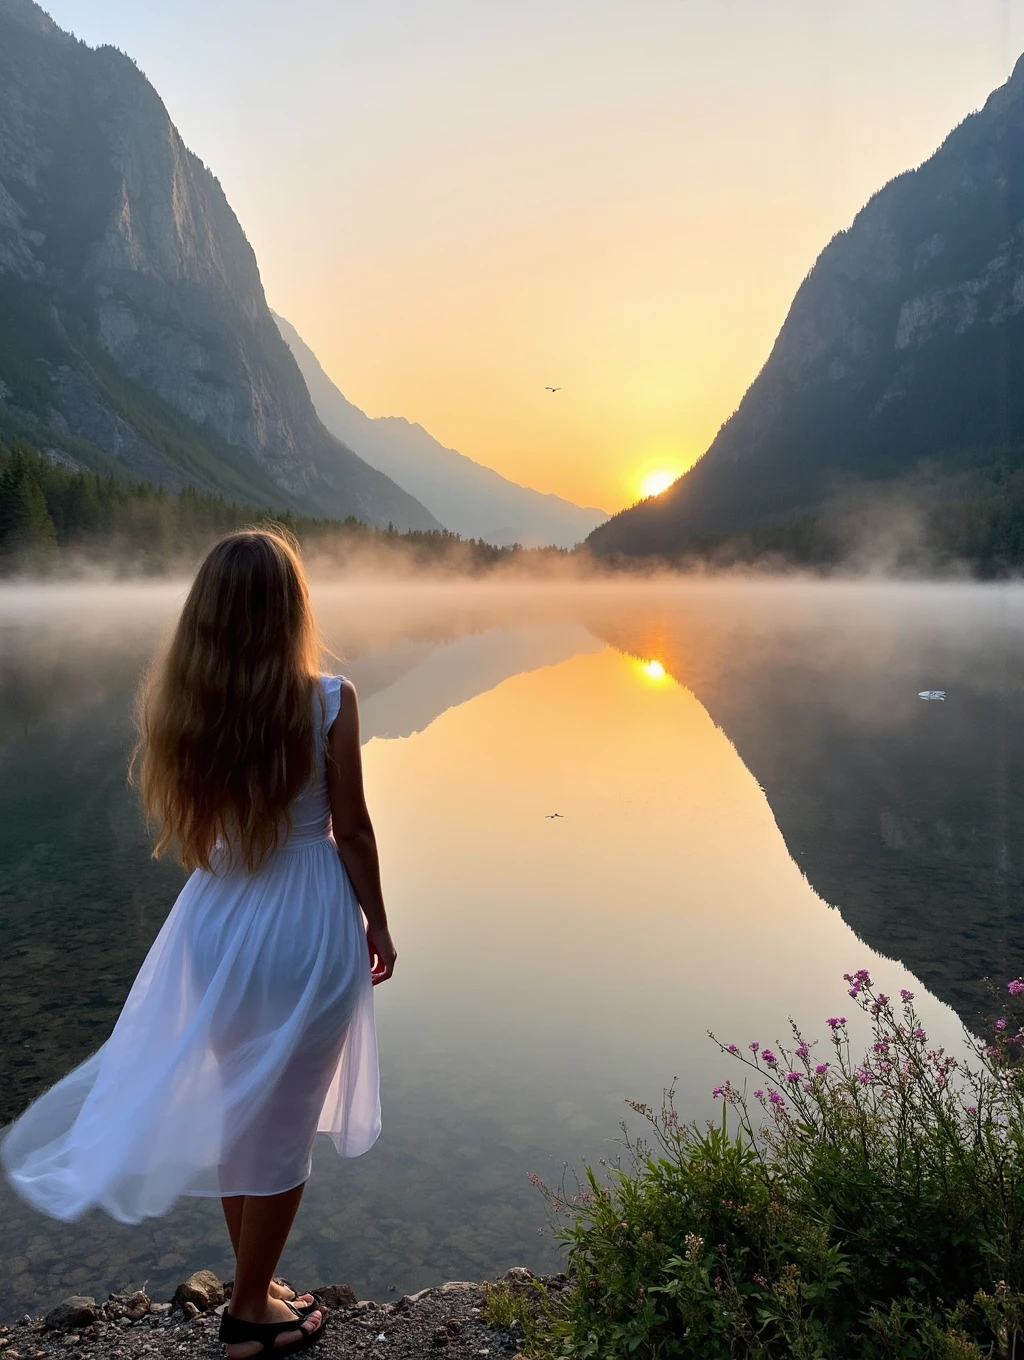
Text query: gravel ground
0 1270 564 1360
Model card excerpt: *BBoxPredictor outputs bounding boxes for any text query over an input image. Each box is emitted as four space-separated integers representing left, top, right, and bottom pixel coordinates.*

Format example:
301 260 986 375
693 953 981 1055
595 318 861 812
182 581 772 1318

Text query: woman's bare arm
327 679 397 984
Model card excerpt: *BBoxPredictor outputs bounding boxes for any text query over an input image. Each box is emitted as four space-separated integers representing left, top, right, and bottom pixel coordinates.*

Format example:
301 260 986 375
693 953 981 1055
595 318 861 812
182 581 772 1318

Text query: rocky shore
0 1269 562 1360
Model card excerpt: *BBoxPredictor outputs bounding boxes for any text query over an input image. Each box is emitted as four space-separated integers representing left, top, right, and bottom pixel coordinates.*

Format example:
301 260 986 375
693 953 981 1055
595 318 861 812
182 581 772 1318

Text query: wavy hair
133 527 322 872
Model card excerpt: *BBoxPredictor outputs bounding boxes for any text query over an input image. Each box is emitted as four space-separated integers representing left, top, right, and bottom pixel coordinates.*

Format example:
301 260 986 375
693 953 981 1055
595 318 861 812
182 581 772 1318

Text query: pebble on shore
1 1267 564 1360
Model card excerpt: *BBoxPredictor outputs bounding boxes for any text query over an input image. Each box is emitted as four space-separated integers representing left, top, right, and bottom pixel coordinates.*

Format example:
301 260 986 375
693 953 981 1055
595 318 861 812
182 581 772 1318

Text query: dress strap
320 674 344 740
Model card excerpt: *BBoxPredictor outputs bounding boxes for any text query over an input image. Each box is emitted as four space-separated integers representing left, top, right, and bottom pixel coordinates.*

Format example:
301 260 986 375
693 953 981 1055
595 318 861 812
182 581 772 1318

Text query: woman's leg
221 1197 312 1308
222 1195 244 1255
223 1186 323 1357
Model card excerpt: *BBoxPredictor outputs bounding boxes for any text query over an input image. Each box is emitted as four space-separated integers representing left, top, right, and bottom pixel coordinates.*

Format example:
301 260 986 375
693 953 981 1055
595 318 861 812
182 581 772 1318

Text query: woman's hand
366 923 397 985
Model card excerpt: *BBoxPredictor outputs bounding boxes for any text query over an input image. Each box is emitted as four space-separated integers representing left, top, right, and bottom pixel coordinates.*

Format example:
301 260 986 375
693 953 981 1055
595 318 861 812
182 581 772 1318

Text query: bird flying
545 386 561 392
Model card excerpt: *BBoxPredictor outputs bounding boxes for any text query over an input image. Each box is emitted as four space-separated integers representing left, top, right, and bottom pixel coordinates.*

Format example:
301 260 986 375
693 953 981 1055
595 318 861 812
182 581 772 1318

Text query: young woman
3 529 397 1358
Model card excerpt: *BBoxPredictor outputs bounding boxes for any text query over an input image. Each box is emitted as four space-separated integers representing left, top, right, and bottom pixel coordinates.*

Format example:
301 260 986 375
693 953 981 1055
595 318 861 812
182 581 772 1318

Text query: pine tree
0 452 58 558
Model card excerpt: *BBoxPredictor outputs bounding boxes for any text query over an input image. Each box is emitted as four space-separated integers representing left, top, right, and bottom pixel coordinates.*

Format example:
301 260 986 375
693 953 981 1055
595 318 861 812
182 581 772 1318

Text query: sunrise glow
29 3 1024 513
641 660 667 681
640 471 678 500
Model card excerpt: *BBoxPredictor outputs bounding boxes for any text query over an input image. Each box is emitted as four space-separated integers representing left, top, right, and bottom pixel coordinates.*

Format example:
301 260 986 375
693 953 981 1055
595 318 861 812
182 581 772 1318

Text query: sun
640 469 677 499
641 659 666 681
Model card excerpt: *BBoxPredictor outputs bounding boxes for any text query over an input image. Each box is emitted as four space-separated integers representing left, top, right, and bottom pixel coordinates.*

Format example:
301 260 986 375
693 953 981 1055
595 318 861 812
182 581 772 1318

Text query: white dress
1 676 380 1224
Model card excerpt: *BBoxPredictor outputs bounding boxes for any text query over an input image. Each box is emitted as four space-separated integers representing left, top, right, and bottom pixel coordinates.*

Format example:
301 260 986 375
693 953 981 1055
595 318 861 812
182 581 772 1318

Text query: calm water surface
1 580 1021 1318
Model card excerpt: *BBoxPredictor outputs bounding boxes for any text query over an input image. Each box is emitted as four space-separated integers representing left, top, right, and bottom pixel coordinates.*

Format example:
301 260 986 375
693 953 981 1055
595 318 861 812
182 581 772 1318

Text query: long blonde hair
133 527 322 872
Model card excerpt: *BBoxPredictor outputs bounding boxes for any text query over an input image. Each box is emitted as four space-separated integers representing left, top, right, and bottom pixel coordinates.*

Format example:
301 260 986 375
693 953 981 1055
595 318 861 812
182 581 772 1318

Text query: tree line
0 441 558 575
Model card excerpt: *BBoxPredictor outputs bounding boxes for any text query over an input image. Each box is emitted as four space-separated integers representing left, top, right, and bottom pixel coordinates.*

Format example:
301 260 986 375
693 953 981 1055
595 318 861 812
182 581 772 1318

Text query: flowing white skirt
1 836 380 1224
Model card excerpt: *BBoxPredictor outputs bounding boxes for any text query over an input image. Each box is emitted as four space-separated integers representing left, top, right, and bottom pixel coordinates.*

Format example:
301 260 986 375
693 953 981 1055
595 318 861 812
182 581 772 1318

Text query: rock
316 1284 357 1310
172 1270 224 1313
44 1300 98 1333
182 1303 200 1321
106 1291 150 1322
504 1268 534 1282
398 1288 433 1308
439 1283 476 1294
432 1318 463 1346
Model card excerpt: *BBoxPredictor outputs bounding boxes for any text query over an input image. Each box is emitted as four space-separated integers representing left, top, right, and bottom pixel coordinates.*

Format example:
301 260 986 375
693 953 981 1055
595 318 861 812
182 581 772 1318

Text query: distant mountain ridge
274 313 607 548
589 54 1024 559
0 0 438 530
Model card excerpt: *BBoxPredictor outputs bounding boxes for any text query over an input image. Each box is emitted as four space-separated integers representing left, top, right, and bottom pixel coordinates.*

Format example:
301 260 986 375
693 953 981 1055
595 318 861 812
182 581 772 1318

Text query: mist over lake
1 578 1015 1320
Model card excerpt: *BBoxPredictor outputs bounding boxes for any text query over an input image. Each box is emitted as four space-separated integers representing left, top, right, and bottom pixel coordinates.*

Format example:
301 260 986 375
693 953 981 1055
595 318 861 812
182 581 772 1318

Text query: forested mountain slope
590 55 1024 558
0 0 438 530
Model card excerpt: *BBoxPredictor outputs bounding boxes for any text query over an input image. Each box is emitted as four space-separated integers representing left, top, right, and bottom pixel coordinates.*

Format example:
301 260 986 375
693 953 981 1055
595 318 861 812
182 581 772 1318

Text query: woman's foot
223 1297 324 1359
269 1279 315 1310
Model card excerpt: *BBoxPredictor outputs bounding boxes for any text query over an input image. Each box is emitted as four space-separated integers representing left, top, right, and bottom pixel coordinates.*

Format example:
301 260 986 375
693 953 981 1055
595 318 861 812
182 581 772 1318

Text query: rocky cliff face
589 54 1024 557
0 0 439 529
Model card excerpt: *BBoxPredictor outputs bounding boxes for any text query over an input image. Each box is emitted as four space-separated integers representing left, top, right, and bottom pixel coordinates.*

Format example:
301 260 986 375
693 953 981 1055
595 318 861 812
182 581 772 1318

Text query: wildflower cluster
531 971 1024 1360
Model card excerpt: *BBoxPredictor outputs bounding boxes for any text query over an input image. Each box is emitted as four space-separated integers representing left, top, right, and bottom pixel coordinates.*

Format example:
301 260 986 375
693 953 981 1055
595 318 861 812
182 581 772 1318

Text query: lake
1 578 1021 1320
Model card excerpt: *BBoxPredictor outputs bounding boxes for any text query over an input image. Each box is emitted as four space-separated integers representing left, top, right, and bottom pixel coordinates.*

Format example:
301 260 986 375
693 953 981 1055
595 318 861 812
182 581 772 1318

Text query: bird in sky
545 812 564 819
545 386 561 392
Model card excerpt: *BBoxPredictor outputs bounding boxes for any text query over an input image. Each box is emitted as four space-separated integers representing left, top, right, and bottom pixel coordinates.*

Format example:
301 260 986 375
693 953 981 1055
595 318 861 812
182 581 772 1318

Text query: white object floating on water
376 1334 386 1344
918 690 946 701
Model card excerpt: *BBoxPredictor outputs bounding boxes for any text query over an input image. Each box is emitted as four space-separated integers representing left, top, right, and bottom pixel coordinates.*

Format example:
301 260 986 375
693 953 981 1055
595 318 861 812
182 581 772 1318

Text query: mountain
589 55 1024 559
274 313 608 548
0 0 439 530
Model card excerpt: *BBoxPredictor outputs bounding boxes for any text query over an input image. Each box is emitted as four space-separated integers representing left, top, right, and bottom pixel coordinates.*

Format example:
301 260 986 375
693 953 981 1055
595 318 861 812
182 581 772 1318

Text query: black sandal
271 1280 317 1317
219 1301 326 1356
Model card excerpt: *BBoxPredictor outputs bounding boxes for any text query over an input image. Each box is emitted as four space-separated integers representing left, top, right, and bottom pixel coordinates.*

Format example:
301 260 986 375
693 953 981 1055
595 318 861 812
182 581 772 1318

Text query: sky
39 0 1024 512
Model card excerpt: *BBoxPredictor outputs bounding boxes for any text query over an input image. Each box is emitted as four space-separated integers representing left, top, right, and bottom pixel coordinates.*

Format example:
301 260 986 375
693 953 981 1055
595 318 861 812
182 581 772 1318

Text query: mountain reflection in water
586 581 1024 1027
0 580 1010 1318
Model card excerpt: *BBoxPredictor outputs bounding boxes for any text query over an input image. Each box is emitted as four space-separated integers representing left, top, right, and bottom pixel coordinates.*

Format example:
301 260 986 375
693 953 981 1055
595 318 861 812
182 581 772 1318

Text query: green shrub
536 973 1024 1358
